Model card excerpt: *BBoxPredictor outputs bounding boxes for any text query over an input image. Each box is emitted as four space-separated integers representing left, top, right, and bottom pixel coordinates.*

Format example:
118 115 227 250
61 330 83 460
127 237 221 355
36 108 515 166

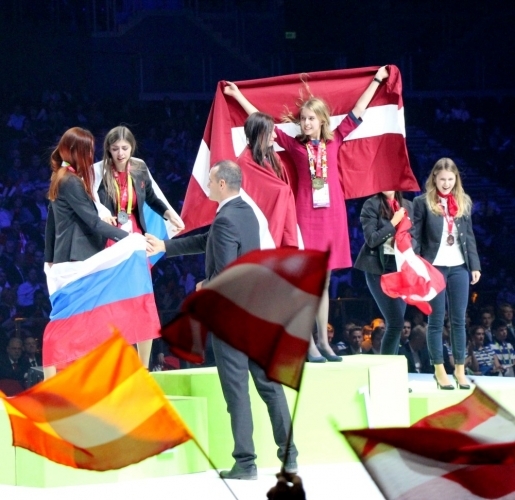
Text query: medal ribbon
113 165 133 214
438 198 454 245
306 140 327 183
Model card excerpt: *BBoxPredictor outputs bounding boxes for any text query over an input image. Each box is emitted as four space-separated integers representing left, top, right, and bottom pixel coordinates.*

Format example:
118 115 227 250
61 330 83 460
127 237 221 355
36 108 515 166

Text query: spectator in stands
365 327 384 355
0 337 29 386
361 324 373 353
23 336 42 367
480 309 495 344
328 323 347 355
0 288 23 333
400 320 411 347
466 325 503 376
17 268 41 313
0 267 11 295
491 320 515 377
6 105 26 132
343 327 364 355
413 158 481 390
398 325 432 374
498 303 515 345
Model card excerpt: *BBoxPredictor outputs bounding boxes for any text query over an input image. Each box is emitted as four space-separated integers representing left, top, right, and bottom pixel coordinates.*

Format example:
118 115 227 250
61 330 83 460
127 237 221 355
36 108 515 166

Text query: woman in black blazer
98 125 184 238
44 127 129 378
98 125 184 368
355 191 412 354
413 158 481 390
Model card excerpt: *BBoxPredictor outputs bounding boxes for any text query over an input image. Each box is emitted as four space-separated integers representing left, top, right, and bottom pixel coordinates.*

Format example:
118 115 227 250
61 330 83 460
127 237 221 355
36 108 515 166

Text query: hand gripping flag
380 215 445 314
0 331 192 471
181 65 419 242
43 234 161 367
342 386 515 499
161 248 329 390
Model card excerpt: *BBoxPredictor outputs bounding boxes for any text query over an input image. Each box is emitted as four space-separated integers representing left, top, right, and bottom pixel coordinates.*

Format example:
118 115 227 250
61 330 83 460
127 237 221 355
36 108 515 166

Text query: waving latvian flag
161 248 329 390
343 386 515 499
380 215 445 314
181 65 419 246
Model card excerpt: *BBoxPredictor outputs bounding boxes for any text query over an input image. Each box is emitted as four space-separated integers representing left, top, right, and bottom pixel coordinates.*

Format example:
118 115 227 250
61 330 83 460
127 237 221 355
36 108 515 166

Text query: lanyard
438 200 455 246
306 140 327 181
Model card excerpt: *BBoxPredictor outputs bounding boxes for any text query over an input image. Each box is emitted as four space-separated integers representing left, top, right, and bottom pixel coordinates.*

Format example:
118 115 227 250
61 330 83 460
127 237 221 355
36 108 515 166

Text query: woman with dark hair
99 125 184 239
236 112 298 249
355 191 412 354
98 125 183 367
413 158 481 390
44 127 129 378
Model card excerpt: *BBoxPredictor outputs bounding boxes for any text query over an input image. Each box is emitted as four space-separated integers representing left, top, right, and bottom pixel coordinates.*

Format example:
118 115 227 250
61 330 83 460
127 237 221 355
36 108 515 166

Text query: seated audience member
371 318 386 332
23 336 42 367
400 320 411 348
361 325 373 353
328 323 347 355
491 320 515 377
365 327 384 355
343 327 364 355
398 325 432 374
480 309 495 344
0 337 30 386
466 325 503 376
498 303 515 345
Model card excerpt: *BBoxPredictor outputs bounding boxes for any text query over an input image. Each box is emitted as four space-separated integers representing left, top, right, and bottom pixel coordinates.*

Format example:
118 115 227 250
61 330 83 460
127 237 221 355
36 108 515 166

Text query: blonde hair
283 97 334 143
425 158 472 218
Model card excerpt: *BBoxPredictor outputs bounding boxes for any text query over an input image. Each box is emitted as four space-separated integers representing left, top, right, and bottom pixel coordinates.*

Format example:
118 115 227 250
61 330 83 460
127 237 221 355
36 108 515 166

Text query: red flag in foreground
380 215 445 314
0 331 192 471
342 387 515 499
181 66 419 242
161 248 329 390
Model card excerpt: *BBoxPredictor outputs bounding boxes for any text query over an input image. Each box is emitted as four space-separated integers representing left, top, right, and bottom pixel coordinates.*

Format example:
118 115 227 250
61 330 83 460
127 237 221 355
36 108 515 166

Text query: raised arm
223 81 259 115
351 66 389 119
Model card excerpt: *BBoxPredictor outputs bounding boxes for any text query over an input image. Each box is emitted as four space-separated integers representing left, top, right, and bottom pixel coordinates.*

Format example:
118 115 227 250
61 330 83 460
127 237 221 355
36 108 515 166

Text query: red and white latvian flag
343 386 515 499
161 248 329 390
380 215 445 314
181 65 419 244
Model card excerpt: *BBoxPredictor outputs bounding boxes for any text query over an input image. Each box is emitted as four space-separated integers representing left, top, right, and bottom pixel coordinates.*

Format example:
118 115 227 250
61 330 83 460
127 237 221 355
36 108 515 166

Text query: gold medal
312 177 324 190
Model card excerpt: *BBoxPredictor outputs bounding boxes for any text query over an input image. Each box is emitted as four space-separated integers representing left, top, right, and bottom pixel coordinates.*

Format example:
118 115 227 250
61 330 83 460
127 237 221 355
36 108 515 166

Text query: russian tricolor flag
43 234 161 368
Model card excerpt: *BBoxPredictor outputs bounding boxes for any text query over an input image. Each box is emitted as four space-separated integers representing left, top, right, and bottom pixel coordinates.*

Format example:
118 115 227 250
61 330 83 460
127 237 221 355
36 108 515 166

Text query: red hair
48 127 95 201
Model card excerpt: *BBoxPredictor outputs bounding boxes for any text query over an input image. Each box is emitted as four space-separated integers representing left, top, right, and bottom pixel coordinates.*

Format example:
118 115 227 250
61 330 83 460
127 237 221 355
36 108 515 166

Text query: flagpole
280 359 306 472
190 435 240 500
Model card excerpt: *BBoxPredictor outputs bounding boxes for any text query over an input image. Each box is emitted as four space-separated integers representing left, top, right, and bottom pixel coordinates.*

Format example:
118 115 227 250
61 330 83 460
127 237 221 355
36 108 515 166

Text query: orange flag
0 330 192 471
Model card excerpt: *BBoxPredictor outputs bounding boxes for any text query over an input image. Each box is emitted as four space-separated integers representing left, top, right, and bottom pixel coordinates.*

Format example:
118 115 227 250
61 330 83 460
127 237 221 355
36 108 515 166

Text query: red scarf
386 198 400 213
437 191 458 217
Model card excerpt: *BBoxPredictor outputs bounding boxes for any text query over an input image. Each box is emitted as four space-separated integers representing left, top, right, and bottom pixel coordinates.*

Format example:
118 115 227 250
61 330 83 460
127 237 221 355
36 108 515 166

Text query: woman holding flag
413 158 481 390
44 127 130 378
98 125 184 367
224 65 389 362
355 192 412 354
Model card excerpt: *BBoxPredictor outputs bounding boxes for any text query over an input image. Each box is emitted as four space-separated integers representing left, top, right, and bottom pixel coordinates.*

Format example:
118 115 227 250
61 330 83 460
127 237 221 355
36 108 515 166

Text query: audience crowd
1 90 514 391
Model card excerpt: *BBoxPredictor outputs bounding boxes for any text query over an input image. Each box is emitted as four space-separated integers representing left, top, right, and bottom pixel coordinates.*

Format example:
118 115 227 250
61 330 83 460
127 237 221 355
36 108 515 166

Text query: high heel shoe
453 374 471 390
307 353 326 363
318 347 342 362
433 374 454 390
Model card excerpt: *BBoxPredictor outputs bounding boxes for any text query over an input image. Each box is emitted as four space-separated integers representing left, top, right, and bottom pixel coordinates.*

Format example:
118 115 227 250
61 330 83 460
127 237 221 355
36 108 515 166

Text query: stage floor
0 463 384 500
2 373 515 500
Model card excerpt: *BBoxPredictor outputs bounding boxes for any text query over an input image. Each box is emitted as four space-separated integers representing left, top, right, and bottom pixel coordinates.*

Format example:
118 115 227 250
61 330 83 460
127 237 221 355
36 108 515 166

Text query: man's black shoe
220 464 257 480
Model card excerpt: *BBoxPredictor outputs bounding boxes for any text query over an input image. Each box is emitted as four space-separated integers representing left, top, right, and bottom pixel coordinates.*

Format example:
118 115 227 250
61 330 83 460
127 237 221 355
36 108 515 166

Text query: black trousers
212 336 298 467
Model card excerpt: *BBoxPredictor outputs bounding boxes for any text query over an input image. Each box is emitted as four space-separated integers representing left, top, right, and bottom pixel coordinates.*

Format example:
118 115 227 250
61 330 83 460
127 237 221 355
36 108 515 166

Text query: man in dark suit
0 337 30 386
146 160 298 480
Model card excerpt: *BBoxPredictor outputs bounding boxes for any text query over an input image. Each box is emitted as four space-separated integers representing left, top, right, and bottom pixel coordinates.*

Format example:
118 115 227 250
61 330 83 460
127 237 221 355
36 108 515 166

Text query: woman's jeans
365 272 406 354
427 264 469 365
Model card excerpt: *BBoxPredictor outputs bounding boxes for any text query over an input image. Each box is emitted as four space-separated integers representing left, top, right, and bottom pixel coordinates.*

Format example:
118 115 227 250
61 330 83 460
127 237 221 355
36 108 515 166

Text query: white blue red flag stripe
43 234 160 367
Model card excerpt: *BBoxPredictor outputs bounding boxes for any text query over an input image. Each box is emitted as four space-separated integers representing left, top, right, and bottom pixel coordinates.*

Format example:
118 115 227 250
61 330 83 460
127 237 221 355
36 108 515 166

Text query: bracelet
373 77 382 84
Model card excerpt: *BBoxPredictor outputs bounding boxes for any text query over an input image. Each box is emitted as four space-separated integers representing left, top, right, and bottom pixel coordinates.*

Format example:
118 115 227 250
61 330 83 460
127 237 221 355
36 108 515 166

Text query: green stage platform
2 357 514 488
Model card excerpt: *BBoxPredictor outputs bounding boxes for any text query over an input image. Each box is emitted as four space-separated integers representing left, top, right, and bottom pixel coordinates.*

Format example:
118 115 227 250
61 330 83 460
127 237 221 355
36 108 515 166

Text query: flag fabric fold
380 215 445 314
0 331 192 471
181 65 419 241
43 234 161 367
161 248 329 390
342 386 515 499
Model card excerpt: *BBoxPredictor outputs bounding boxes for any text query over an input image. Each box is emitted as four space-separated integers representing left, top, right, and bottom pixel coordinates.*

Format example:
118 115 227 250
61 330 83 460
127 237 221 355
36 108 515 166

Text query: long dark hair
48 127 95 201
378 192 404 220
244 113 283 179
